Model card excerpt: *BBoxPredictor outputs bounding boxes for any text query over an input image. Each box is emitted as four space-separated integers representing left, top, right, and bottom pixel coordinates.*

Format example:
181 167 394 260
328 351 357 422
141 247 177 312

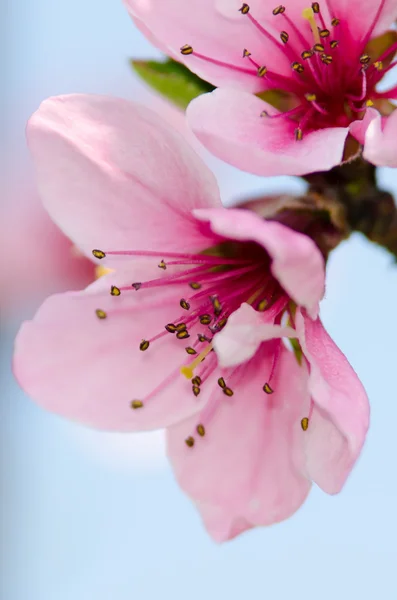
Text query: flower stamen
131 400 144 410
92 249 106 259
301 417 309 430
110 285 121 296
180 45 257 77
196 424 206 437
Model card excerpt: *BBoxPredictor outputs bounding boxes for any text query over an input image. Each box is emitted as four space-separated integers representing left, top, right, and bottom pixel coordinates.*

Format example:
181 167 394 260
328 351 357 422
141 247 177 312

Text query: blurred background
1 1 397 598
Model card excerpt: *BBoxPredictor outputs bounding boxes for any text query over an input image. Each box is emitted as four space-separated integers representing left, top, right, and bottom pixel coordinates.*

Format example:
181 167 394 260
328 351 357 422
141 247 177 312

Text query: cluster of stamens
92 242 312 445
180 1 397 140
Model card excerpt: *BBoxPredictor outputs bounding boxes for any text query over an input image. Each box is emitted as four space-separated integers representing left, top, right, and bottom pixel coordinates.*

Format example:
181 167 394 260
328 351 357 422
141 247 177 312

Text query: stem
305 159 397 260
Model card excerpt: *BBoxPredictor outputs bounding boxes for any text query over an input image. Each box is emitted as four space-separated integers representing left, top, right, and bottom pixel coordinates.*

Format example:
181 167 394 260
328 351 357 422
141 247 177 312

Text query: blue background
2 1 397 598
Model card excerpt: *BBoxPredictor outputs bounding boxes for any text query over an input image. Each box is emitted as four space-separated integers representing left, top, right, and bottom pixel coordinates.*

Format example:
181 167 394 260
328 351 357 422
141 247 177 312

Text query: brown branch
306 159 397 260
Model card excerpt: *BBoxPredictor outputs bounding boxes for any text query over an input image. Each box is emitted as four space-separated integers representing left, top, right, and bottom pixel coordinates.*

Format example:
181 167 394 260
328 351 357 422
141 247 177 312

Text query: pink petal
214 303 295 367
167 346 311 542
130 13 171 55
123 0 295 91
187 89 349 177
328 0 397 40
359 109 397 168
27 94 221 263
296 310 370 494
349 108 377 146
0 190 94 313
195 501 255 543
193 207 325 318
13 263 217 432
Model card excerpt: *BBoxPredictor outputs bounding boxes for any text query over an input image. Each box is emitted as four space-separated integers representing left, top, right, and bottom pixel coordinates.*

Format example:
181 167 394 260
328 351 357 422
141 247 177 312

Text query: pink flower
124 0 397 175
14 94 369 541
0 180 94 316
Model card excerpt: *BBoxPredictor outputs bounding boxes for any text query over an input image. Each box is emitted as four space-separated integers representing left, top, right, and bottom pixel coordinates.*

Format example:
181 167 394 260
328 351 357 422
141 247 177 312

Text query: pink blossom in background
125 0 397 175
14 95 369 541
0 178 94 317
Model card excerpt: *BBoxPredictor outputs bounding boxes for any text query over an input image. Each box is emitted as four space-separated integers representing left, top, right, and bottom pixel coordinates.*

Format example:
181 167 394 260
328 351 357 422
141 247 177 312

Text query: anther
257 65 268 77
92 249 106 260
311 2 320 13
301 50 314 59
313 43 324 52
272 5 286 15
218 377 226 389
209 321 227 335
185 347 197 355
365 99 374 107
199 314 212 325
257 299 268 311
305 92 317 101
180 298 191 311
165 323 177 333
110 285 121 296
95 309 107 320
295 128 303 141
321 53 333 65
210 296 222 316
198 334 211 343
223 387 234 397
140 339 150 351
239 3 250 14
291 61 304 73
132 282 141 291
131 400 144 410
360 54 371 65
176 323 187 332
176 330 190 340
189 282 201 290
263 382 274 394
158 260 166 270
319 29 330 38
301 417 309 431
185 436 195 447
192 385 201 397
243 48 251 58
216 317 228 330
280 31 289 43
180 44 193 55
213 303 222 316
331 17 340 26
330 40 339 48
374 60 383 70
196 424 206 437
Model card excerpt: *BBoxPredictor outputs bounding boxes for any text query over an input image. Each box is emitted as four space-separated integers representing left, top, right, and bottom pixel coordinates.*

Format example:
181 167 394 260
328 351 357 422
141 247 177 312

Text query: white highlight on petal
215 0 242 19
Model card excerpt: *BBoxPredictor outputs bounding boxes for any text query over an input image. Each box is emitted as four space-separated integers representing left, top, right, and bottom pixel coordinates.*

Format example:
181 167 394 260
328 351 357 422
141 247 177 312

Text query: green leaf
131 58 215 110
